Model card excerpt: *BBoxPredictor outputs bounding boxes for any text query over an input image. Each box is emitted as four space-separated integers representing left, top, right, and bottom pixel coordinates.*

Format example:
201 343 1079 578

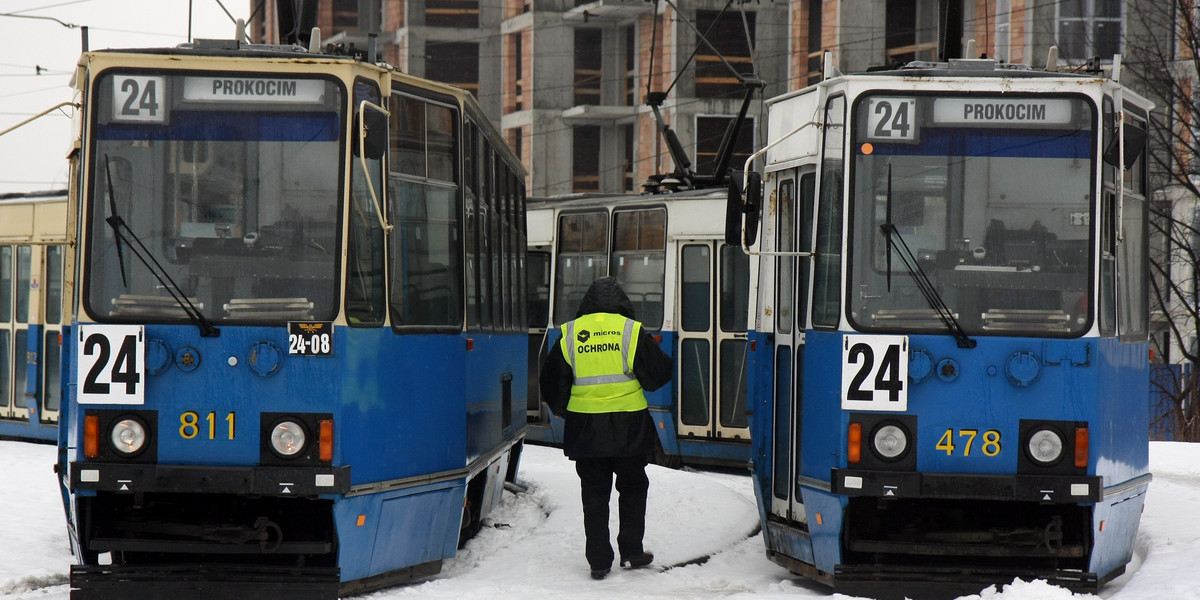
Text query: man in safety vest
540 276 672 580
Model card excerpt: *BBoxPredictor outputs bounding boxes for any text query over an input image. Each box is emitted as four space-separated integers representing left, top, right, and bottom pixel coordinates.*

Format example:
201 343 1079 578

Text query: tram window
0 330 8 410
612 208 666 329
392 96 427 177
772 345 792 500
428 104 457 183
15 246 30 324
45 246 63 325
720 245 749 333
812 95 845 329
86 73 341 324
1119 194 1148 340
13 330 27 409
42 329 60 414
681 245 711 332
797 173 815 330
527 251 550 329
777 179 796 334
388 179 463 329
499 158 511 331
480 198 494 330
679 339 710 426
719 339 748 428
465 122 480 330
0 246 11 322
346 79 386 326
554 211 608 325
490 152 503 331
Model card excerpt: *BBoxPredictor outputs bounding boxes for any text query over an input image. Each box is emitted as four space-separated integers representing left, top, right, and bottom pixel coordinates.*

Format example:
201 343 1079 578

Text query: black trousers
575 455 649 570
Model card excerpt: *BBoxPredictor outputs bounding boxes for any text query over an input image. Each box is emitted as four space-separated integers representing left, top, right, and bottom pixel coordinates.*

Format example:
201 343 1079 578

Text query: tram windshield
84 71 344 323
848 93 1094 337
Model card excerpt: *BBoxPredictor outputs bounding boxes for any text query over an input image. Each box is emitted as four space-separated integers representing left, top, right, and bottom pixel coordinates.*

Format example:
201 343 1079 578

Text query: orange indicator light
319 419 334 463
84 415 100 458
1074 427 1089 469
357 515 366 527
848 423 863 464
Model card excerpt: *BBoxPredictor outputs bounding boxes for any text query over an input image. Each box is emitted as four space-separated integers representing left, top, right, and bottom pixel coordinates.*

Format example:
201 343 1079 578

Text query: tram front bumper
70 461 350 496
830 468 1102 503
70 563 340 600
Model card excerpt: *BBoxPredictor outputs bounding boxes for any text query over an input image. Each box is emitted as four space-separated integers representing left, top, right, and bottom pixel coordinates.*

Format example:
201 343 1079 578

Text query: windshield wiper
879 165 974 349
104 158 129 288
103 157 219 338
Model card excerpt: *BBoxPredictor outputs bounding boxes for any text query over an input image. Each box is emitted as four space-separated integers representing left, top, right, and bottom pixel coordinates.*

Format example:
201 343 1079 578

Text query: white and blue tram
728 57 1153 597
0 192 67 443
526 190 755 468
57 35 527 597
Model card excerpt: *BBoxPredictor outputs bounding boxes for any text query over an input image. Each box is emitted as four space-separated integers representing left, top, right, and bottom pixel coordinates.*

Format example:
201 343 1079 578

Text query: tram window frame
44 245 63 325
465 119 480 330
812 94 845 330
387 87 465 331
611 207 666 330
776 178 796 334
553 210 609 326
346 77 387 327
15 245 31 324
1117 107 1150 342
1099 98 1117 337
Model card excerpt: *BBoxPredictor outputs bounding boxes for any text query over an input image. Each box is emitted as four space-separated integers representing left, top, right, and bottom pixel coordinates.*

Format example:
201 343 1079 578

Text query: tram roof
858 59 1097 80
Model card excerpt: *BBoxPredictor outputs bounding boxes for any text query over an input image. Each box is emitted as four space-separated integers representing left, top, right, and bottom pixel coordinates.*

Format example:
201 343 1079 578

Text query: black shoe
590 568 610 580
620 551 654 568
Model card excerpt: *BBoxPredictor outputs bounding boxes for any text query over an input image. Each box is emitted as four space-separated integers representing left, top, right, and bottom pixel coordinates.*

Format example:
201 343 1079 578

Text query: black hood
575 276 636 320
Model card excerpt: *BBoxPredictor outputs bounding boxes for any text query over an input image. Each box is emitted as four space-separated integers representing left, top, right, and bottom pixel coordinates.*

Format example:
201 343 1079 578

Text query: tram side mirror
725 174 744 246
743 171 763 246
1103 122 1147 167
725 171 763 246
355 107 388 160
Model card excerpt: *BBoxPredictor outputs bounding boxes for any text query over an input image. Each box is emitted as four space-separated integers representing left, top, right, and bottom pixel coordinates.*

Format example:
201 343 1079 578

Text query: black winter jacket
539 277 672 459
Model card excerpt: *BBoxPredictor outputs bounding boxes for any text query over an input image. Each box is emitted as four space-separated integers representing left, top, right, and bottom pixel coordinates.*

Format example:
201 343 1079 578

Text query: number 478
936 429 1002 457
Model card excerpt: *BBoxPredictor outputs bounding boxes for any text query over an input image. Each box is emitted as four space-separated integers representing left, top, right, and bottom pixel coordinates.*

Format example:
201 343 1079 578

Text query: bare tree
1126 0 1200 440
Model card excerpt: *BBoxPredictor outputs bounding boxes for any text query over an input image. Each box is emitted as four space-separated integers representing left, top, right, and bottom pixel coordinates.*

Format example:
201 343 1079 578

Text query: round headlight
270 420 307 457
1027 429 1064 465
110 418 147 455
872 424 908 460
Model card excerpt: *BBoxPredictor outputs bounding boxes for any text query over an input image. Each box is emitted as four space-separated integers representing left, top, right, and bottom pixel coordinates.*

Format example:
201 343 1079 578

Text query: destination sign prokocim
933 98 1073 125
183 77 326 103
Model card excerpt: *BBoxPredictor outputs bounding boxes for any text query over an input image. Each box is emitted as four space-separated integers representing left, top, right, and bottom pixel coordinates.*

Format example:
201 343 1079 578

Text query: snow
2 441 1198 600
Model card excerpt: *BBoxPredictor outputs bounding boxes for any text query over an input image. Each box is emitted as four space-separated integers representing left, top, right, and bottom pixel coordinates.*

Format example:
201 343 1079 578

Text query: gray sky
0 0 252 195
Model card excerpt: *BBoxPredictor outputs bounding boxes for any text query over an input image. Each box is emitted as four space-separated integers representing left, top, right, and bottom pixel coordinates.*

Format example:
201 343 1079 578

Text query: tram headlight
871 423 909 460
109 417 147 456
269 420 308 458
1027 429 1064 466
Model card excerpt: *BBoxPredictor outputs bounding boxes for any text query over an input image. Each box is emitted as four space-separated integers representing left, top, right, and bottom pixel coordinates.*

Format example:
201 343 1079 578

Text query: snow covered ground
2 440 1198 600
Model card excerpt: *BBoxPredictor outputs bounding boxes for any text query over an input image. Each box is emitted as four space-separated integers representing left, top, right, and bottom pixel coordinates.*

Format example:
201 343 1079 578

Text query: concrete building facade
249 0 1136 197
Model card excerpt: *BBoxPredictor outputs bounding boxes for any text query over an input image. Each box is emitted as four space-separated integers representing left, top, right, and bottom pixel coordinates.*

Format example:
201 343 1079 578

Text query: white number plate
841 334 908 412
78 324 145 405
866 97 917 141
112 76 166 123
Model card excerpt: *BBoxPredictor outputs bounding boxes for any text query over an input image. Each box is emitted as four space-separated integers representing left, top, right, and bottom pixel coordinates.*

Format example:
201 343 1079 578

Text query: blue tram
0 192 67 443
728 57 1153 597
56 34 527 597
526 190 755 468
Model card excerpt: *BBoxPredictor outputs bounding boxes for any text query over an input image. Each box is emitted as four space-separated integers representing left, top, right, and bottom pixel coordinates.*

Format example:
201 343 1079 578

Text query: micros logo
577 330 591 343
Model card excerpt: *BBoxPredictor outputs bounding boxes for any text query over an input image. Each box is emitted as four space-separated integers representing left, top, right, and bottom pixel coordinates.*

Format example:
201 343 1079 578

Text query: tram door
769 169 815 523
676 240 750 442
0 245 31 422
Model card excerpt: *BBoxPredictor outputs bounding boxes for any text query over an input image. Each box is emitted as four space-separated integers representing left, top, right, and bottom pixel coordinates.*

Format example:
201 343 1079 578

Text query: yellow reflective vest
560 312 649 414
